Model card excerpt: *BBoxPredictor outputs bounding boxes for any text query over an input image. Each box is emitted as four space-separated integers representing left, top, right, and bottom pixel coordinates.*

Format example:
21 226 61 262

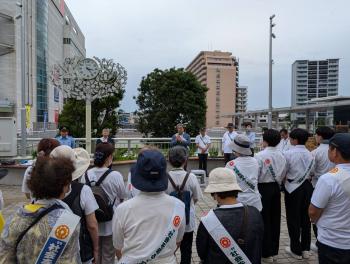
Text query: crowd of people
0 124 349 264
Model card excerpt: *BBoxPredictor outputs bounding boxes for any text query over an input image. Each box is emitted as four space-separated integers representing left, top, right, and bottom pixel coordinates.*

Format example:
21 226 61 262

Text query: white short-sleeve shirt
85 167 126 236
311 143 335 187
112 192 185 263
166 169 203 232
79 185 99 215
195 135 211 154
222 131 238 154
225 156 262 211
255 147 286 185
311 164 350 249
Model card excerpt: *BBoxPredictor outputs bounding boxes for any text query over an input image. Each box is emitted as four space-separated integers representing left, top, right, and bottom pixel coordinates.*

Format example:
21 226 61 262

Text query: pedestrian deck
0 185 318 263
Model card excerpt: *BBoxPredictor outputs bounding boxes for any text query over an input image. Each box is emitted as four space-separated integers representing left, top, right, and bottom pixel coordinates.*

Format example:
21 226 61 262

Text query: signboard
54 87 60 102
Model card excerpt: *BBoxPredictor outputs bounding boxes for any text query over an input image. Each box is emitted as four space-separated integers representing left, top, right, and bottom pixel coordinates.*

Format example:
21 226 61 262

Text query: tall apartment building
186 51 239 128
236 86 247 113
291 59 339 121
0 0 85 132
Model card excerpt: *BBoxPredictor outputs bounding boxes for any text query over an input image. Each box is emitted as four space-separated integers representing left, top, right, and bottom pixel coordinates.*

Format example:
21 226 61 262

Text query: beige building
186 51 239 128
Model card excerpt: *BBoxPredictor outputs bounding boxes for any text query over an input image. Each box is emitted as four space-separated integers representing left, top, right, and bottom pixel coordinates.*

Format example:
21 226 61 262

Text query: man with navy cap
113 149 186 264
56 126 76 148
309 133 350 264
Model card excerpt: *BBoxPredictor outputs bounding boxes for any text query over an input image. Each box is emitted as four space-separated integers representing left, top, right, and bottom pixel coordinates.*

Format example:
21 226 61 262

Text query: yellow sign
25 105 31 128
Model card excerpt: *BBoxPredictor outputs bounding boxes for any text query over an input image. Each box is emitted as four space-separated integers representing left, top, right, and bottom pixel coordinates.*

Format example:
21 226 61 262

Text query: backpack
85 169 115 222
63 182 93 262
168 172 191 225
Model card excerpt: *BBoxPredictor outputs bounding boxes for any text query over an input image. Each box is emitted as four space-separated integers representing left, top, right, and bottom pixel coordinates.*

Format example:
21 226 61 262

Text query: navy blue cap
131 150 168 192
329 133 350 156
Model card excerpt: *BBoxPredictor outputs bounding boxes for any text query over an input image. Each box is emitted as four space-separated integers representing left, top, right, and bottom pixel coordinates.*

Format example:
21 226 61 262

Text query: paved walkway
1 184 318 263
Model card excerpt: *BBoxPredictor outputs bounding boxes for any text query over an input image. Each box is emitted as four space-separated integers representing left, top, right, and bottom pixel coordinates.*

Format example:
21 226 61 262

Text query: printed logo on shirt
264 159 271 165
173 216 181 227
55 225 70 240
220 237 231 248
229 161 235 167
330 168 339 174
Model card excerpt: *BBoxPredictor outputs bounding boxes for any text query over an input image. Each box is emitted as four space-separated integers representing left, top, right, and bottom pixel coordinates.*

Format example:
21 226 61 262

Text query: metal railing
17 134 263 159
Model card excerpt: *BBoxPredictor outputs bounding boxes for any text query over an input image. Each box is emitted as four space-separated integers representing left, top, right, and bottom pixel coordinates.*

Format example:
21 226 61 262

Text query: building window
63 38 71 44
36 0 49 122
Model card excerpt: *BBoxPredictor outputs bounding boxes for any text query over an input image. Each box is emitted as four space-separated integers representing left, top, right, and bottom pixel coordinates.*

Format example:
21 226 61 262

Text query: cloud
66 0 350 112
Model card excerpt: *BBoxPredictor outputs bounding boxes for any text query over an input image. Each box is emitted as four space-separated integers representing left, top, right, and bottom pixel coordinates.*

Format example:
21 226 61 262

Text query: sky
66 0 350 113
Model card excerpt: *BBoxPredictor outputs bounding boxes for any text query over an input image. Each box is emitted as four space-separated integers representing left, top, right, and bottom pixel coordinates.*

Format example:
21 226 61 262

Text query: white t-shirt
255 147 286 185
21 165 34 197
311 164 350 249
311 143 335 187
195 134 211 154
112 192 186 263
283 145 314 193
222 131 238 154
225 156 262 211
84 167 126 236
166 169 203 232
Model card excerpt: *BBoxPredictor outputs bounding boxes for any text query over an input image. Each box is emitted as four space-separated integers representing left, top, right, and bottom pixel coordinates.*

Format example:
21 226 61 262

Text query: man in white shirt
255 129 286 262
166 146 203 264
96 128 115 146
310 126 335 251
278 128 291 153
309 133 350 264
222 123 238 165
311 126 335 187
113 149 186 264
283 128 314 260
245 122 256 157
225 134 262 211
195 127 211 177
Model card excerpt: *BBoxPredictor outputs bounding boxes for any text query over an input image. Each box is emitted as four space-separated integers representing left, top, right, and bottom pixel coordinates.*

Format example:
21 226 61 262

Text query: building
236 86 247 113
291 59 339 122
186 51 239 128
0 0 85 133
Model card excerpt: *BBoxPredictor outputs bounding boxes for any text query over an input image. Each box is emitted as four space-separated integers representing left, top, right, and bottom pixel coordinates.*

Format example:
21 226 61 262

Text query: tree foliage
58 90 124 138
135 68 208 137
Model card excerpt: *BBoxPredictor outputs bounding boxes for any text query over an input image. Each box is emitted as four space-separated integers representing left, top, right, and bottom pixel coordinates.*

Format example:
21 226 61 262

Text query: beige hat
229 134 252 156
204 167 242 193
50 145 91 180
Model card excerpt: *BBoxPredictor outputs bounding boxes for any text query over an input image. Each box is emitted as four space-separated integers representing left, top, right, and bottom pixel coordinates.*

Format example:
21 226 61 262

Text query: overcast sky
66 0 350 113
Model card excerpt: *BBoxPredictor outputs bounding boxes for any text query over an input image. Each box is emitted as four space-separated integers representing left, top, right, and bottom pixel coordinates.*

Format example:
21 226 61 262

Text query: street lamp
268 14 276 129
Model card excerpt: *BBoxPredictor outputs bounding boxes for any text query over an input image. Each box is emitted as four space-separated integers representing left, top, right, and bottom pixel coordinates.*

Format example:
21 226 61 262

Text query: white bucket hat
204 167 242 193
229 134 252 156
50 145 91 180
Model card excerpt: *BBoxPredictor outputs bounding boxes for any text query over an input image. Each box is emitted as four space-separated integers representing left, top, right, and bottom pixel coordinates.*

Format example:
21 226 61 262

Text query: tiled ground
1 184 318 263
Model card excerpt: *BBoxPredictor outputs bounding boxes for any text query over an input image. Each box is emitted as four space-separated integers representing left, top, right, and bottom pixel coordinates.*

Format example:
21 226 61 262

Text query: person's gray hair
169 146 188 168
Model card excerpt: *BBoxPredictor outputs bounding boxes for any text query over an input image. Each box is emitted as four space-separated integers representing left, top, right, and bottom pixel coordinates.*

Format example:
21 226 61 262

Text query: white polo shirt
166 169 203 232
195 134 211 154
225 156 262 211
283 145 314 193
222 131 238 154
113 192 186 263
311 143 335 187
311 163 350 249
85 167 126 236
255 147 286 185
278 138 291 153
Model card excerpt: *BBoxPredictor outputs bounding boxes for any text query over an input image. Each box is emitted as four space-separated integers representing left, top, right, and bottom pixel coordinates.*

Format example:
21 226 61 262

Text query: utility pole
16 0 27 157
268 14 276 129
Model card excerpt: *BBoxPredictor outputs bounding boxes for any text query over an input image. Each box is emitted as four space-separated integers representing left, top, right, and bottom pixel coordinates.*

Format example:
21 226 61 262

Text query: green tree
59 91 124 138
135 68 208 137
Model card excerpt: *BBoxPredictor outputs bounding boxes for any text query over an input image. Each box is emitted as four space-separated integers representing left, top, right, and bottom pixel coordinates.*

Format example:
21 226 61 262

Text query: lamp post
16 0 27 156
268 14 276 129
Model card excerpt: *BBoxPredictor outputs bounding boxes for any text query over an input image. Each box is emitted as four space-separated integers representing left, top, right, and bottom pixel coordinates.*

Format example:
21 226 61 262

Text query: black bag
63 182 93 262
15 204 64 264
168 172 191 225
85 169 115 222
